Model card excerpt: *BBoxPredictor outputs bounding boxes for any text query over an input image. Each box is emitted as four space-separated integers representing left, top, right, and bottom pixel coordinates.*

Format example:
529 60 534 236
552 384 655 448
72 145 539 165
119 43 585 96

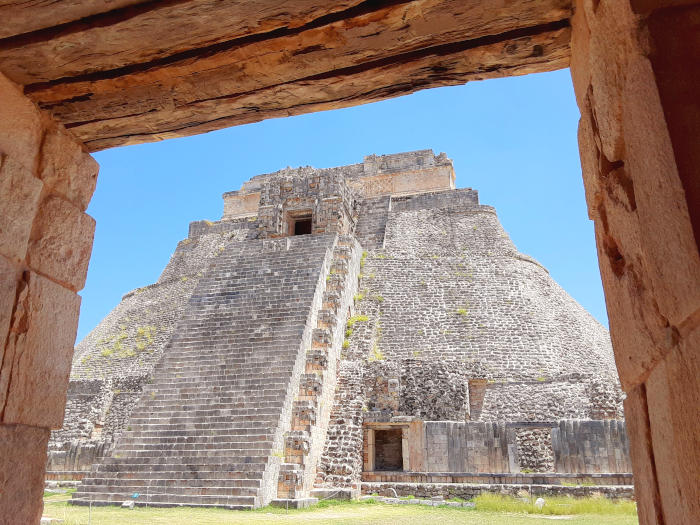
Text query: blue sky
81 68 606 342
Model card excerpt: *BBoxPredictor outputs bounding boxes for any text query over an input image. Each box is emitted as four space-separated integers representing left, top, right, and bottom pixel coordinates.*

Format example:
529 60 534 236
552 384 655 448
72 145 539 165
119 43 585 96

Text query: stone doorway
375 429 403 471
287 210 313 236
364 424 410 473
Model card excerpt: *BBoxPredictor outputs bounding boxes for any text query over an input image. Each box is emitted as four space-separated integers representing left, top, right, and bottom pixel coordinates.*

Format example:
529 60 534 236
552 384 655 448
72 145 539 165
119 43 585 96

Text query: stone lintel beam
0 0 572 151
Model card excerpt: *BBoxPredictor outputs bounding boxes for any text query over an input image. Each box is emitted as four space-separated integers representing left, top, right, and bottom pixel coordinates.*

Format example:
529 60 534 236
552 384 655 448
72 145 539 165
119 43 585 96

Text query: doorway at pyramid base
48 151 632 509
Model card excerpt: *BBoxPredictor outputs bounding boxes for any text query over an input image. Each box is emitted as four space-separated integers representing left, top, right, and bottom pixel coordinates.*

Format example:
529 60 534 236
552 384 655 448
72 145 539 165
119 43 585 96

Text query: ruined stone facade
47 150 630 508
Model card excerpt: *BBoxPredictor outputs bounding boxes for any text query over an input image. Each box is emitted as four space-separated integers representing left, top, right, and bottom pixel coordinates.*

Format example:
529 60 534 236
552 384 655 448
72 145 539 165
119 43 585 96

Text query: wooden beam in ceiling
0 0 573 151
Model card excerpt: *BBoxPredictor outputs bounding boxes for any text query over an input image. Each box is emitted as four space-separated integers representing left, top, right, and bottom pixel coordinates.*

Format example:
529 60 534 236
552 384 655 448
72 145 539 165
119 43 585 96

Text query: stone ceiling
0 0 572 151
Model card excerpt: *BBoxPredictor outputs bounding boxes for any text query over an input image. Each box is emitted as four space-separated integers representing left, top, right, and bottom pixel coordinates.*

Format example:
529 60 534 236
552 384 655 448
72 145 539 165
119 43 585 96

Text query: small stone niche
374 429 403 471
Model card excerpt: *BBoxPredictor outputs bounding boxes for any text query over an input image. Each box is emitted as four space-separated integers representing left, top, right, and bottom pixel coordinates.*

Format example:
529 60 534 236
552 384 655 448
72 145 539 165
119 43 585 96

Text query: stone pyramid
48 150 629 508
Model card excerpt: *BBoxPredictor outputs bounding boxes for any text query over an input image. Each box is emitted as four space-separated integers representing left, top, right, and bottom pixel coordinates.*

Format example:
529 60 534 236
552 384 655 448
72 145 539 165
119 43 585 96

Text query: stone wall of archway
570 1 700 523
0 72 97 523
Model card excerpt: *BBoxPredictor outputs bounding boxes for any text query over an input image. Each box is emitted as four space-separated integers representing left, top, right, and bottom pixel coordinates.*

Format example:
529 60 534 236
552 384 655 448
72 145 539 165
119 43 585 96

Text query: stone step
144 378 291 390
147 391 286 402
90 469 265 480
151 364 299 377
154 359 299 371
112 447 271 458
98 456 269 468
122 427 271 438
71 491 256 507
129 399 285 414
127 410 281 422
117 436 272 447
121 421 278 432
77 483 259 497
147 372 294 385
162 346 303 358
117 442 273 453
128 407 283 419
128 411 280 422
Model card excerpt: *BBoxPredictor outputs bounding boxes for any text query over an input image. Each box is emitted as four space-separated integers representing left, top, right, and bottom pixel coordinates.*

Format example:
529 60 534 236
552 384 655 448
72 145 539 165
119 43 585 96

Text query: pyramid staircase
72 234 344 509
276 235 359 503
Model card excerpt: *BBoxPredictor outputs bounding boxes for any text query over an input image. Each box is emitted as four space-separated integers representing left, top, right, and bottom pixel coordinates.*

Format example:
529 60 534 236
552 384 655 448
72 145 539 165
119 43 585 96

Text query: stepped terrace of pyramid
47 150 632 508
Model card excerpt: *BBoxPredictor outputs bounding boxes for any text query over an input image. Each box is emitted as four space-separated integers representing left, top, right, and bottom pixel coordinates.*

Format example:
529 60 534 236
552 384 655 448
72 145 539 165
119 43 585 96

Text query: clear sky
80 68 607 342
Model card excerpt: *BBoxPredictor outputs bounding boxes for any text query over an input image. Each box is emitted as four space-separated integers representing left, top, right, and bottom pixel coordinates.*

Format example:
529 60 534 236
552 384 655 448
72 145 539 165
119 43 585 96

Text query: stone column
570 1 700 524
0 72 98 523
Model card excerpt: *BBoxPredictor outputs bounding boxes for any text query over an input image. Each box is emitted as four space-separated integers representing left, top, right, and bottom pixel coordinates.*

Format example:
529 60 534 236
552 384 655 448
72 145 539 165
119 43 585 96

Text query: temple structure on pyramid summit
47 150 632 508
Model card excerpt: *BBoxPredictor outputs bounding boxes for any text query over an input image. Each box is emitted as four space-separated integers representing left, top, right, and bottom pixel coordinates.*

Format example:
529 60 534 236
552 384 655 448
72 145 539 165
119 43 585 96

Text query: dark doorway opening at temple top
293 217 312 235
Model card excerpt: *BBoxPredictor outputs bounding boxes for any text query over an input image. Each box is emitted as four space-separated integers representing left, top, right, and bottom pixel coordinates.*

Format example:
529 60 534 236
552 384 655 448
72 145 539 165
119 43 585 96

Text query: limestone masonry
49 150 630 508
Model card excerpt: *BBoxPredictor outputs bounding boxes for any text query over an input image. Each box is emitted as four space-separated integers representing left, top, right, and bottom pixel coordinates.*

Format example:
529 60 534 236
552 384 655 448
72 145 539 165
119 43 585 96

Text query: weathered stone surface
623 386 663 525
0 71 42 169
0 423 50 525
53 26 572 151
622 54 700 331
2 1 368 83
0 1 572 151
0 154 43 263
26 196 95 292
38 119 99 211
0 272 81 428
572 2 700 523
585 0 639 162
0 256 19 358
0 0 144 39
645 331 700 524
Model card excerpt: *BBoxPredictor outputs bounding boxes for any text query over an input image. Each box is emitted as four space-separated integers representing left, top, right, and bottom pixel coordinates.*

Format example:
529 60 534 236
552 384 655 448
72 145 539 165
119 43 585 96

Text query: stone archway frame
0 1 698 523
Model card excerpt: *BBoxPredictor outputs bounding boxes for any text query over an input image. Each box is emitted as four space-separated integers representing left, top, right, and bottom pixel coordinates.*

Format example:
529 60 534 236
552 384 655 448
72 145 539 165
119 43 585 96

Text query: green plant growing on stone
360 251 368 269
204 220 214 226
353 293 364 302
374 254 387 259
373 295 384 303
181 276 189 282
271 449 285 458
346 315 369 328
456 308 468 316
345 328 353 338
342 340 350 349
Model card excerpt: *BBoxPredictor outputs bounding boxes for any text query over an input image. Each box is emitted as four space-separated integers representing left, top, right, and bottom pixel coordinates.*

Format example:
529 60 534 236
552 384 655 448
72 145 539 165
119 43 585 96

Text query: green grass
42 496 638 525
474 493 637 516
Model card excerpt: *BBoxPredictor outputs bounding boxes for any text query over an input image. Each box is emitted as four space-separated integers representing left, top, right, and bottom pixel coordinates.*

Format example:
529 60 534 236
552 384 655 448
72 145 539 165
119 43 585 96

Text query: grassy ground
43 492 639 525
